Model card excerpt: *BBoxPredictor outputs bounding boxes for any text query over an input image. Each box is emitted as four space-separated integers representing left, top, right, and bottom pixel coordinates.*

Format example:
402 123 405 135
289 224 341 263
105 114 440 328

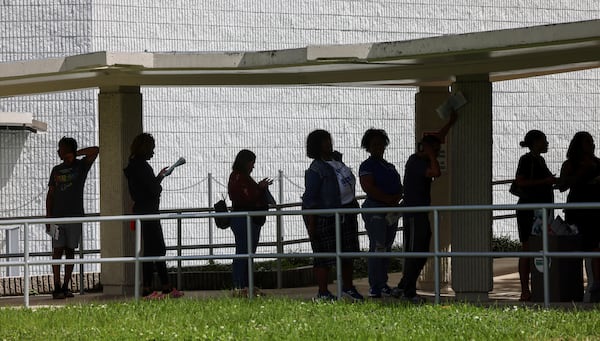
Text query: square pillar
449 75 493 301
414 86 452 291
98 86 142 296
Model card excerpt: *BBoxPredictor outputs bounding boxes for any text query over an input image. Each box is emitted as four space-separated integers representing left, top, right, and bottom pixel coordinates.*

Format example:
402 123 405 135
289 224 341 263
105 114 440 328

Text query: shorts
52 223 82 250
309 214 359 267
516 209 534 244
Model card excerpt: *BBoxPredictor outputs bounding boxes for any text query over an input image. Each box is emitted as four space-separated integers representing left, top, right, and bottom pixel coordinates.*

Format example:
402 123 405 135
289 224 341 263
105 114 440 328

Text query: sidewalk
1 258 526 308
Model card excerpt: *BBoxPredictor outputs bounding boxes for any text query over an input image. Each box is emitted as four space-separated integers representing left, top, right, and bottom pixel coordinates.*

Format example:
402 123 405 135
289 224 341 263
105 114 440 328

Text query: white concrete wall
1 0 599 275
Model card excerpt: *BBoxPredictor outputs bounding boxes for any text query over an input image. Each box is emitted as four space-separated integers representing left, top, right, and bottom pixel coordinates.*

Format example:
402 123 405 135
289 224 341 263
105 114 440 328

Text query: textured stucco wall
1 0 599 275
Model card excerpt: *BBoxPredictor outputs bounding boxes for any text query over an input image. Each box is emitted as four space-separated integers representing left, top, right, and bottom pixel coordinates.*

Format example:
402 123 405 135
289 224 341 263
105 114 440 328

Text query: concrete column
98 86 142 296
414 86 451 291
449 75 493 301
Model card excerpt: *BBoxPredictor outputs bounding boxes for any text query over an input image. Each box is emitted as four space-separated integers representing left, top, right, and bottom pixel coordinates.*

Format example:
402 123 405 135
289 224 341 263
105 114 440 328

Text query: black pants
399 213 431 297
141 220 168 288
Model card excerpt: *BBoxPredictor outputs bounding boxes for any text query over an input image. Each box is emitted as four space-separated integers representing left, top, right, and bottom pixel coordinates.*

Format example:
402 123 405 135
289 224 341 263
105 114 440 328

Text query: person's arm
435 110 458 141
78 146 99 167
228 173 264 209
359 175 401 205
558 160 575 192
515 156 556 188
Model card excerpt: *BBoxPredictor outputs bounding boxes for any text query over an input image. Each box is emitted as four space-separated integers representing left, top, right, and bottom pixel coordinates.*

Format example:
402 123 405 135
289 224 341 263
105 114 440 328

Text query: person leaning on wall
391 111 458 303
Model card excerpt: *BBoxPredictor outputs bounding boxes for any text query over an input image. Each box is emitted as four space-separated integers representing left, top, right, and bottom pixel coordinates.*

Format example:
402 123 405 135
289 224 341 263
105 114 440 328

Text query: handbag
213 199 231 229
509 181 526 198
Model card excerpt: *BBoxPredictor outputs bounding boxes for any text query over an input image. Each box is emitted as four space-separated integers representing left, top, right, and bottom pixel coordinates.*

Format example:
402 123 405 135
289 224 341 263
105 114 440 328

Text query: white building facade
1 1 599 276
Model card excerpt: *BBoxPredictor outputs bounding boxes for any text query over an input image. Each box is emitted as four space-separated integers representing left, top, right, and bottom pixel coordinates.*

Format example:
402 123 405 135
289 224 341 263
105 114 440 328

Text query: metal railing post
246 215 254 299
177 213 182 290
134 219 142 301
433 209 440 305
23 223 30 308
208 173 214 258
542 208 550 308
335 213 342 299
276 169 284 289
79 229 84 295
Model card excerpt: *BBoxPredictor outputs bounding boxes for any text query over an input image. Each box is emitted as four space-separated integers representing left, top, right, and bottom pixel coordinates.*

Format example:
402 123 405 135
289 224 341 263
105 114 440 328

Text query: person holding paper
124 133 183 299
391 111 457 303
227 149 272 297
46 137 99 299
358 128 403 298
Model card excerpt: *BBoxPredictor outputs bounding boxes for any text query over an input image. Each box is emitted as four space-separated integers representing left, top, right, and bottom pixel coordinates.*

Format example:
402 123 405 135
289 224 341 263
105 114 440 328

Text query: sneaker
380 285 393 297
63 289 74 298
144 291 164 300
167 288 184 298
368 287 382 298
52 290 65 299
342 287 364 302
390 286 404 298
313 290 337 302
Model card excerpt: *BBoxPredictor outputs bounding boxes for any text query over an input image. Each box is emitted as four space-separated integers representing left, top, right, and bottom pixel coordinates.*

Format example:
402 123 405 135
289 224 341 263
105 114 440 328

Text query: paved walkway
0 258 589 308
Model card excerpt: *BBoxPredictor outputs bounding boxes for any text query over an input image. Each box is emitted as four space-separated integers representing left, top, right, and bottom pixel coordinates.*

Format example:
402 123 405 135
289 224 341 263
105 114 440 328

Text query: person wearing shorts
302 129 364 301
46 137 98 299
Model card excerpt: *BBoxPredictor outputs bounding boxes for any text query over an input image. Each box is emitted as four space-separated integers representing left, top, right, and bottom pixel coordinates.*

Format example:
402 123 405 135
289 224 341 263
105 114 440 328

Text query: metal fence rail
2 202 599 308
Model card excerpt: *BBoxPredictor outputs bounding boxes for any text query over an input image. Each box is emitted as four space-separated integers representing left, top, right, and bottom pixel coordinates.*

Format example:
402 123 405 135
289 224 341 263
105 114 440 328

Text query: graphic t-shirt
326 160 356 205
48 159 91 217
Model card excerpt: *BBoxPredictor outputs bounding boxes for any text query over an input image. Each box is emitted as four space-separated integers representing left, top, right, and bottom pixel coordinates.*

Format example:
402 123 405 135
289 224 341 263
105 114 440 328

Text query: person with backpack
302 129 364 301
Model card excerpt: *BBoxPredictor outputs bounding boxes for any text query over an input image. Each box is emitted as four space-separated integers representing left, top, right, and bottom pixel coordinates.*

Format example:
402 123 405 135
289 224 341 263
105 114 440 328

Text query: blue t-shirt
359 156 403 202
403 154 431 207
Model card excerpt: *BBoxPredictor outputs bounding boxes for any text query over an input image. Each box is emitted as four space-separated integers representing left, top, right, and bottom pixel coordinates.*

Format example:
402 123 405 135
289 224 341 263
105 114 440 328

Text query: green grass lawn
1 298 599 340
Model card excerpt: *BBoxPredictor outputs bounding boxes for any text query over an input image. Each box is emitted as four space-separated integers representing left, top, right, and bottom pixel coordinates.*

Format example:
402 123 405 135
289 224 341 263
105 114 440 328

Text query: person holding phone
391 111 458 303
228 149 272 297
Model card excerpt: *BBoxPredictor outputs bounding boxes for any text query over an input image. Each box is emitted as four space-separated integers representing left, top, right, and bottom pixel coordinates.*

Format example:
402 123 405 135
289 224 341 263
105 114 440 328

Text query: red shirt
228 170 267 211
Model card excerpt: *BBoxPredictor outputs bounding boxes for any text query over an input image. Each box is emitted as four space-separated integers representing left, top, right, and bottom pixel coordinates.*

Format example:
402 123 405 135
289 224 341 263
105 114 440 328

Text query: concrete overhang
0 112 47 132
0 20 598 97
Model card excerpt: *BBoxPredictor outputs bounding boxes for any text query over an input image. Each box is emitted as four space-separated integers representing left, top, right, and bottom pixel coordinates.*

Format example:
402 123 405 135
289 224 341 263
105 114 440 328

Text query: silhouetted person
359 128 403 298
228 149 272 297
391 111 457 303
46 137 98 299
514 130 557 301
559 131 600 302
302 129 364 301
124 133 183 299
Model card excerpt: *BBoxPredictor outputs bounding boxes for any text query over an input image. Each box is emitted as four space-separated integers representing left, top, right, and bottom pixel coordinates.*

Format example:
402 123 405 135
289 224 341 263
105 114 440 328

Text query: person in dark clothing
228 149 272 297
124 133 183 299
46 137 99 299
302 129 364 301
392 111 457 303
359 128 403 298
514 130 557 302
559 131 600 302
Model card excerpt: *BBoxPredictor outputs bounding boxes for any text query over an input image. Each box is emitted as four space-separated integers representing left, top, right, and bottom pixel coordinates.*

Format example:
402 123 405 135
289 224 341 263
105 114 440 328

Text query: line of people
46 124 599 303
515 130 600 302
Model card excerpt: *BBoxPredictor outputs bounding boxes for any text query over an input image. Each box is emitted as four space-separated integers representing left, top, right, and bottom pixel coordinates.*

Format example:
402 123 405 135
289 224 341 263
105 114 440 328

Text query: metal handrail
1 201 598 308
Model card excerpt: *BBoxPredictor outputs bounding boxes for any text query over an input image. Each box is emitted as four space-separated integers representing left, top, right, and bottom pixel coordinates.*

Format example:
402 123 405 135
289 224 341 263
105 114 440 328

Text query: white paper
46 224 60 240
164 157 186 176
435 92 467 119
